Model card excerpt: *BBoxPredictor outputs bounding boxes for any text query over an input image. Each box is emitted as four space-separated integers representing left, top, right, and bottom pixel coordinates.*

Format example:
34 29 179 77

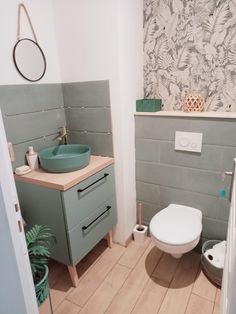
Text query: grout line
183 262 202 313
53 298 82 313
117 239 150 270
136 159 223 175
156 281 171 314
190 268 218 303
136 178 221 199
130 251 164 313
76 254 103 284
137 200 229 224
103 262 132 312
213 288 219 304
69 129 112 135
13 133 58 146
136 179 229 202
192 292 217 304
5 107 64 117
105 241 153 313
95 263 132 314
65 106 110 109
51 286 74 312
212 302 219 314
64 298 82 310
135 137 236 149
53 252 104 310
158 161 226 175
155 255 182 313
76 248 128 311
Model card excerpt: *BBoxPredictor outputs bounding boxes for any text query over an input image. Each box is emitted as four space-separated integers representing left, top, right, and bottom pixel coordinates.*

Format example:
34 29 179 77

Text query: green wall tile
63 80 110 108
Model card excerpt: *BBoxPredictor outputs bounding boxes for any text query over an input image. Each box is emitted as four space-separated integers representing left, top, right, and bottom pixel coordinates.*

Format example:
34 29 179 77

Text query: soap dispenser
26 146 39 170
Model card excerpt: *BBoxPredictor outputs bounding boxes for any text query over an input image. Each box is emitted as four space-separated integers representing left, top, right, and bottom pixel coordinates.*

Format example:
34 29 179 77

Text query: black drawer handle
77 173 109 193
82 206 111 231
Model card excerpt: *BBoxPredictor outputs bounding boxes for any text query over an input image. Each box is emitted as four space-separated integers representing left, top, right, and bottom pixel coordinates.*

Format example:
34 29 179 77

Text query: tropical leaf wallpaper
144 0 236 111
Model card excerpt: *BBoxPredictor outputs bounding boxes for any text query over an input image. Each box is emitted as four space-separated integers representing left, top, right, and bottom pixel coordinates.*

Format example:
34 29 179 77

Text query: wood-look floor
39 238 221 314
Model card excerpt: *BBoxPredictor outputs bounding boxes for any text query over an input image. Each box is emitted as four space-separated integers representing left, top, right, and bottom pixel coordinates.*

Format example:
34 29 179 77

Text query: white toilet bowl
150 204 202 258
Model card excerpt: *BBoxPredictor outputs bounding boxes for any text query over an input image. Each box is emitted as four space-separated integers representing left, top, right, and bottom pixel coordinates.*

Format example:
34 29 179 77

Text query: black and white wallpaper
144 0 236 111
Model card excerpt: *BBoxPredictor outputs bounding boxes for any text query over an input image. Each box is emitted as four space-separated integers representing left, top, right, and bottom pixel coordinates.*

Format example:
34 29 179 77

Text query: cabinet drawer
62 165 115 230
68 198 117 265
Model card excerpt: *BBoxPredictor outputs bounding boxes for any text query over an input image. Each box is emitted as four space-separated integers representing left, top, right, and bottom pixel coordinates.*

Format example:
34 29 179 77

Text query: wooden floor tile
105 242 163 314
48 261 67 288
192 270 217 302
39 298 52 314
50 271 74 310
91 239 108 256
66 244 125 307
76 251 101 280
158 252 200 314
132 277 167 314
54 300 81 314
41 241 220 314
186 294 214 314
79 264 130 314
213 302 220 314
215 288 221 304
152 253 180 284
99 242 126 262
118 238 151 269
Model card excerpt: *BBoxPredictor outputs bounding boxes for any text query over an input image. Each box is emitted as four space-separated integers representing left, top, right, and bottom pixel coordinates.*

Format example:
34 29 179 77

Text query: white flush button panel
175 131 203 153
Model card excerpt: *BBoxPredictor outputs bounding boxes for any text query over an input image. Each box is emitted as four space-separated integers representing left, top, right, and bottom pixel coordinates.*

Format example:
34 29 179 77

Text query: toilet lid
150 204 202 245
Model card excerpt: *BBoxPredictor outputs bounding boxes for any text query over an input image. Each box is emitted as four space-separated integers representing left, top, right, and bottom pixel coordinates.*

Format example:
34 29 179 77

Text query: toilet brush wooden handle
138 202 142 227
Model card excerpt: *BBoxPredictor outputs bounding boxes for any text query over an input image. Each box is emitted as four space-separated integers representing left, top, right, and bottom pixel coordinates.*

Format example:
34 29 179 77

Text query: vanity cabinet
16 160 117 286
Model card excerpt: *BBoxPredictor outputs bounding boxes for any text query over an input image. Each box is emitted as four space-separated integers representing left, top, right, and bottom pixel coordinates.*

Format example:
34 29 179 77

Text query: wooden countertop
15 155 114 191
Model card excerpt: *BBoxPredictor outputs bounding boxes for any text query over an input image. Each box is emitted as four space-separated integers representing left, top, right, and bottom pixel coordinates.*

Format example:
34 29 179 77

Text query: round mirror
13 38 46 82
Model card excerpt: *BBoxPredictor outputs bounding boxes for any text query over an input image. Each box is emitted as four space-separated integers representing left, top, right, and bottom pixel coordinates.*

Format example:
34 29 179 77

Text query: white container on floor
133 224 148 243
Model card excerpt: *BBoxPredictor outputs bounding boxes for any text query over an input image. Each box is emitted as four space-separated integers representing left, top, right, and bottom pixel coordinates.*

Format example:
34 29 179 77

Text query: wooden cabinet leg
106 230 113 248
67 265 79 287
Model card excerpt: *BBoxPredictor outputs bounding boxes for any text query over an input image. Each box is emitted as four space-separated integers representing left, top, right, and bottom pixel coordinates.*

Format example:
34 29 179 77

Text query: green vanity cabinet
16 164 117 267
62 166 115 230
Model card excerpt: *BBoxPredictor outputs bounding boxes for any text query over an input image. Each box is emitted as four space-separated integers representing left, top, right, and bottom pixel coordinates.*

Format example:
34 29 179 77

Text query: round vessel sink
39 144 91 173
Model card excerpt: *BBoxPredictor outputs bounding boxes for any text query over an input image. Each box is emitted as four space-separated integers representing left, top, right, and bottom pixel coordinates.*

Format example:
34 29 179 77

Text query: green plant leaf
25 225 53 279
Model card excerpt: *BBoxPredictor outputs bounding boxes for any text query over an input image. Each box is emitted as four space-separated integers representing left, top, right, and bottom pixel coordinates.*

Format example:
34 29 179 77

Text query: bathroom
0 0 236 313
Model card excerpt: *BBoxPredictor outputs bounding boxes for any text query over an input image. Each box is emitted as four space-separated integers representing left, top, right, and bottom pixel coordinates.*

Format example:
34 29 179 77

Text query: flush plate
175 131 203 153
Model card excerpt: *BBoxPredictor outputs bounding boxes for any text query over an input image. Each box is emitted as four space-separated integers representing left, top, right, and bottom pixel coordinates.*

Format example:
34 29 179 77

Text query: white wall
0 0 61 85
53 0 143 244
0 0 143 244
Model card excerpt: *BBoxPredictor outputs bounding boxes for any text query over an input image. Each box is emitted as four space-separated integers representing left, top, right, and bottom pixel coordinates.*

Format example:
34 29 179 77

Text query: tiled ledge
135 111 236 119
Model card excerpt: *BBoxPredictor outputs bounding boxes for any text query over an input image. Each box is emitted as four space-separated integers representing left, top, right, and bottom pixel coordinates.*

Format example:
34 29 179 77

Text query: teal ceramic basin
39 144 91 173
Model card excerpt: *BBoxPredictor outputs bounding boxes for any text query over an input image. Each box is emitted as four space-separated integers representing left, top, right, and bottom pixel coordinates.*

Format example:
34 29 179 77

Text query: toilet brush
137 202 144 231
133 202 148 242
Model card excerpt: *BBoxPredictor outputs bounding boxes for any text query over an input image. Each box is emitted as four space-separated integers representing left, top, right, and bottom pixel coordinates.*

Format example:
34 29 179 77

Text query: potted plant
25 225 52 306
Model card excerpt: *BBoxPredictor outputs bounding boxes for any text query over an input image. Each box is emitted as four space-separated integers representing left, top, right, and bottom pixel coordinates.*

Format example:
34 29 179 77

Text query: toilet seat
150 204 202 246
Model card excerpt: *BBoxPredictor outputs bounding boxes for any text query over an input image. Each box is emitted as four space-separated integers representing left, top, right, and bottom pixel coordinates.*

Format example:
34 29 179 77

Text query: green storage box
136 99 162 112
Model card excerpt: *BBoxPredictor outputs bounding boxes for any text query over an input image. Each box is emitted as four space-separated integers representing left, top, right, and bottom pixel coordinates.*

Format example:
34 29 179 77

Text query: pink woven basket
183 92 205 112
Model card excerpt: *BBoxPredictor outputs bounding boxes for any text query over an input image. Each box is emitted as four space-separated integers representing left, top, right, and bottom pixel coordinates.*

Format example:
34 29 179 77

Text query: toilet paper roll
204 247 225 269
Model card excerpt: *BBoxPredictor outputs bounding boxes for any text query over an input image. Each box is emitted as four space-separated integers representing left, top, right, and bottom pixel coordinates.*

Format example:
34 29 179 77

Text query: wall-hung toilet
150 204 202 258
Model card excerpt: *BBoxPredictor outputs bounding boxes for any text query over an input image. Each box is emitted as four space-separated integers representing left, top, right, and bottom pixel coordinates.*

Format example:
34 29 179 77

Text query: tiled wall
0 84 65 169
135 115 236 240
63 81 113 157
0 80 113 169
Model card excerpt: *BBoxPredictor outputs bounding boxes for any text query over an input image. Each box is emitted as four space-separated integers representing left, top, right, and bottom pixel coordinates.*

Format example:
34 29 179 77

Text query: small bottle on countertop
26 146 39 170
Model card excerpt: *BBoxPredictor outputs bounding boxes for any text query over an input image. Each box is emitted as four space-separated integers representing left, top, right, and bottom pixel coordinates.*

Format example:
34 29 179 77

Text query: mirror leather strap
17 3 38 43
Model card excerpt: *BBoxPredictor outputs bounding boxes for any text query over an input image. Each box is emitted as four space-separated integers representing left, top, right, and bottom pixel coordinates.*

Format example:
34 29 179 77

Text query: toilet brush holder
133 224 148 243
